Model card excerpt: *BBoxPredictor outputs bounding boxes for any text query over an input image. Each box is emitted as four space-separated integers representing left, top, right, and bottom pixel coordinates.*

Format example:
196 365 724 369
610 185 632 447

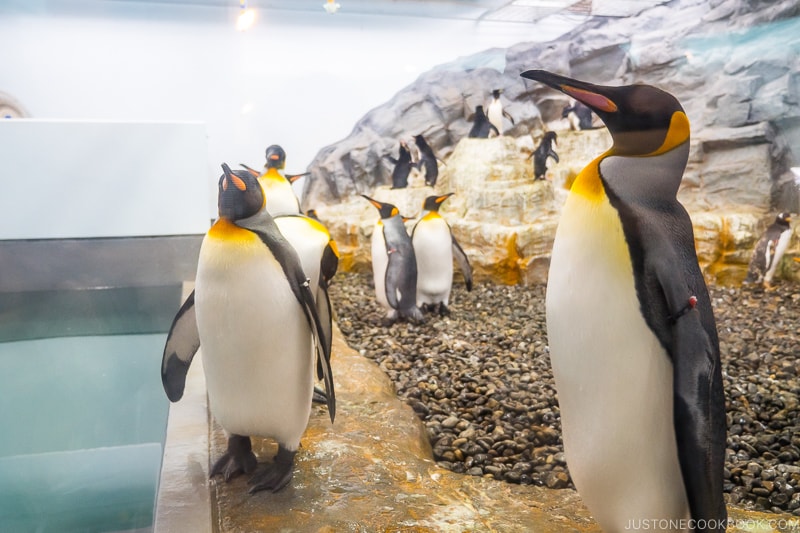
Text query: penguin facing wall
745 212 793 288
385 141 414 189
413 134 441 187
468 105 500 139
161 163 335 494
530 131 559 180
362 195 423 325
411 193 473 315
522 69 727 532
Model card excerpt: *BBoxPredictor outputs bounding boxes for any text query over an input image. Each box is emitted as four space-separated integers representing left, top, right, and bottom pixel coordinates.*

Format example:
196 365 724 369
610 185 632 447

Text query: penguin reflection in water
363 195 423 325
522 70 727 532
745 212 793 289
411 193 473 315
161 164 335 493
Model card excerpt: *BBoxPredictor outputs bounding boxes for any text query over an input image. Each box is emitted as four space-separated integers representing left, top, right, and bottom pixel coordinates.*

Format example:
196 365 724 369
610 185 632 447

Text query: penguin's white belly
764 230 791 283
487 101 503 133
546 194 690 532
413 219 453 305
263 180 300 217
371 222 390 310
195 235 314 449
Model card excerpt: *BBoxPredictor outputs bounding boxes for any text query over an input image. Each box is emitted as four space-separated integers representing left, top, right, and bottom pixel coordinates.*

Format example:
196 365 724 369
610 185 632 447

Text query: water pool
0 286 179 533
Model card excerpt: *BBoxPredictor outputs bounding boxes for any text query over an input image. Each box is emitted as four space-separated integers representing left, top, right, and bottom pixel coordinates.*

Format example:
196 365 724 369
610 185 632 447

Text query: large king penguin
161 164 335 493
521 70 727 532
411 193 473 315
362 195 423 324
744 212 793 288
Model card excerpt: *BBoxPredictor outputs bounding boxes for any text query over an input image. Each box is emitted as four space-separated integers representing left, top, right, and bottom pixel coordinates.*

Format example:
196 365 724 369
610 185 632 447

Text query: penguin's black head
422 193 454 212
264 144 286 170
543 131 557 144
492 89 502 99
218 163 264 221
306 208 320 221
414 134 427 146
521 70 688 156
361 194 399 219
776 212 792 226
475 105 486 117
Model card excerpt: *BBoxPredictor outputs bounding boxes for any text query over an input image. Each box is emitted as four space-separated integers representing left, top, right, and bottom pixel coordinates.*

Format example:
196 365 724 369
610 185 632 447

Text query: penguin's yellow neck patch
569 154 608 203
261 168 284 183
648 111 690 156
422 211 442 222
208 218 259 243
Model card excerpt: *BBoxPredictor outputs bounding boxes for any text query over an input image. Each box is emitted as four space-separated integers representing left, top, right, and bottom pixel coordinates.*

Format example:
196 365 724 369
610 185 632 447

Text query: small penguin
362 195 423 324
487 89 515 135
468 105 500 139
253 144 301 216
413 134 441 187
745 212 793 288
161 163 335 494
561 99 595 130
385 141 413 189
411 193 473 315
522 69 726 532
530 131 559 180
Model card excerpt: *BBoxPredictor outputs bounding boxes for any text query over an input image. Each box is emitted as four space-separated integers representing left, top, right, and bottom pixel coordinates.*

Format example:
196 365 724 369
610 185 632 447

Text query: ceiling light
236 0 256 31
323 0 340 14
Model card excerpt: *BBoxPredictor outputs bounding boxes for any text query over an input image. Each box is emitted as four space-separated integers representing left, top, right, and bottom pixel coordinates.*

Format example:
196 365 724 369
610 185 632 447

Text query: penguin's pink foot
248 446 296 493
210 434 257 482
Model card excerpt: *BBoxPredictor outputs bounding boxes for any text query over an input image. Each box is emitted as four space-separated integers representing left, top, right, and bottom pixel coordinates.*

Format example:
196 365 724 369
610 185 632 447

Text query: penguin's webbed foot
437 303 450 316
210 434 257 482
312 386 328 404
248 446 296 493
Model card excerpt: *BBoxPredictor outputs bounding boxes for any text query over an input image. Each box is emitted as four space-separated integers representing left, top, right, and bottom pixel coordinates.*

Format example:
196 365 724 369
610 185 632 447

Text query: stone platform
155 325 800 532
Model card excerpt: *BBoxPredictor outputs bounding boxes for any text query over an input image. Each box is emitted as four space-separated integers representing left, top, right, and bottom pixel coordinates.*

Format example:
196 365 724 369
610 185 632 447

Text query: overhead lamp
323 0 340 14
236 0 256 31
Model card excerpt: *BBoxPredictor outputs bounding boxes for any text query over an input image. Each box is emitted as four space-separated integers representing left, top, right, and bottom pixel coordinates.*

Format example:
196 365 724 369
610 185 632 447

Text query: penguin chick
530 131 559 180
745 212 793 288
522 69 727 533
413 134 441 187
362 195 423 325
161 163 335 494
487 89 515 135
468 105 500 139
385 141 413 189
411 193 473 315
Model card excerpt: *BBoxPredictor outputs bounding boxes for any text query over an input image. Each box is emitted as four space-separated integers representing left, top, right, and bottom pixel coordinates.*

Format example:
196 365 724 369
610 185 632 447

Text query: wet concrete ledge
155 324 800 532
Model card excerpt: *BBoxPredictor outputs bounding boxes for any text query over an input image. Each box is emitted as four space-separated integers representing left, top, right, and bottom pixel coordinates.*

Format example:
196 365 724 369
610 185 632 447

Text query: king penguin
160 163 335 493
487 89 515 135
521 69 727 532
411 193 473 315
745 212 793 288
253 144 301 216
362 195 423 324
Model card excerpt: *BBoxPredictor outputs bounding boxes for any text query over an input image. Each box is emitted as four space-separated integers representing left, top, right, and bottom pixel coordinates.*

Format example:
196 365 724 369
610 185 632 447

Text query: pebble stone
330 272 800 514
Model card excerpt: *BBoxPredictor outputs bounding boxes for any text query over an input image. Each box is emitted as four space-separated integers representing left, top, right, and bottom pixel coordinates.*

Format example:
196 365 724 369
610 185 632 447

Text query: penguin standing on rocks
745 212 793 288
411 193 472 315
413 134 442 187
362 195 423 325
161 163 335 494
487 89 515 135
522 69 727 532
530 131 559 180
468 105 499 139
385 141 414 189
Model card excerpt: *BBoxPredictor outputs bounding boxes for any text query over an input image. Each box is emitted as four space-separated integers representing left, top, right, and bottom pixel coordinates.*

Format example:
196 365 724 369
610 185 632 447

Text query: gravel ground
330 271 800 515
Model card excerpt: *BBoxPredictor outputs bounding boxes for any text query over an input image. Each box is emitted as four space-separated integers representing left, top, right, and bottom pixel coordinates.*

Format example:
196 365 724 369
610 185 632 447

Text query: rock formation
305 0 800 285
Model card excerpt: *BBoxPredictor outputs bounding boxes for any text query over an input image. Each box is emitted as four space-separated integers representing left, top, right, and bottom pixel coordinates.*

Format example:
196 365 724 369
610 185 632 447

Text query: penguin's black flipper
489 124 500 137
315 282 333 381
452 236 473 291
161 290 200 402
654 252 727 530
503 109 515 125
548 149 560 164
248 225 336 423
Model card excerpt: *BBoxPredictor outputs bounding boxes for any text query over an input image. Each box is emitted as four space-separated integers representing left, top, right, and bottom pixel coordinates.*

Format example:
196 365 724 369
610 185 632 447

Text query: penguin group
362 192 472 326
384 135 443 189
161 145 338 495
